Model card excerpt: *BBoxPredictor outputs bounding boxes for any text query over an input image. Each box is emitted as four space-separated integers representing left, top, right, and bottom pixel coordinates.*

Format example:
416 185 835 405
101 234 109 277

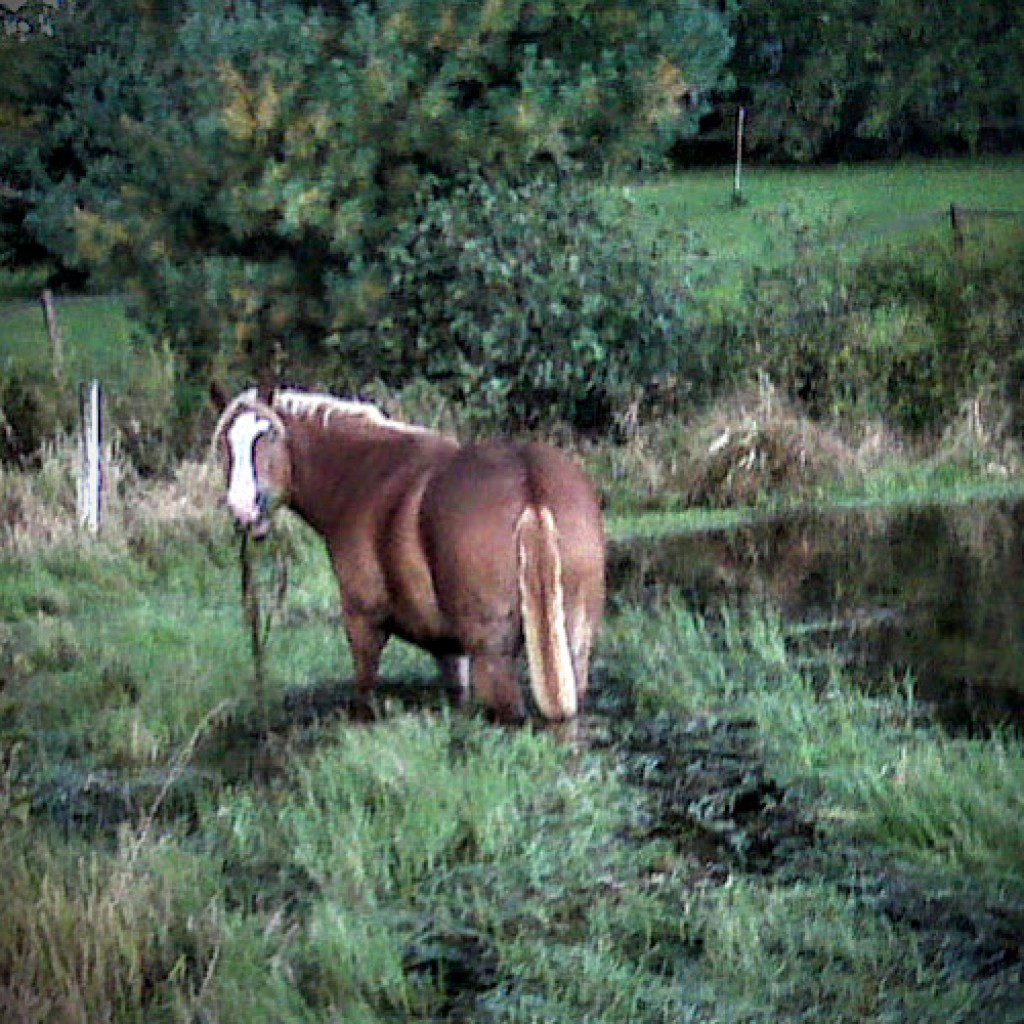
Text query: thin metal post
733 106 747 205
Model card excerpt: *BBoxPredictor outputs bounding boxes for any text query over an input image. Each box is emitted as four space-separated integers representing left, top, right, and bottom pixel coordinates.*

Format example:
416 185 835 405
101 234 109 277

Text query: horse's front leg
344 612 388 718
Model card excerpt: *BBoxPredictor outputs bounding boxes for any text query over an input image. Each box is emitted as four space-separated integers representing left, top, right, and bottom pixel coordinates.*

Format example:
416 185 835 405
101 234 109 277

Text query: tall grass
686 879 978 1024
606 600 1024 879
0 440 221 553
3 525 1019 1019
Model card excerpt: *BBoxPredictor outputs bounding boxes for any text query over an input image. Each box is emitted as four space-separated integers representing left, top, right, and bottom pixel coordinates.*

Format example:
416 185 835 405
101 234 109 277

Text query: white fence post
733 105 747 204
78 379 103 534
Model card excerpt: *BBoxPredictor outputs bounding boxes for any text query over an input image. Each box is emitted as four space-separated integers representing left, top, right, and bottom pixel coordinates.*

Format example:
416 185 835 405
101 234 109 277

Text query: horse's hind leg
472 654 525 724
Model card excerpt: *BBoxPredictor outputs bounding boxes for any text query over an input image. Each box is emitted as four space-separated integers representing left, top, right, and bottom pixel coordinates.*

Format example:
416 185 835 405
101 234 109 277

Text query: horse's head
211 385 291 540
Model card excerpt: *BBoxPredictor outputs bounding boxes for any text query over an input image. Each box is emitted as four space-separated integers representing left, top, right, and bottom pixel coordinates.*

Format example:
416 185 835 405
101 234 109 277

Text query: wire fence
628 199 1024 272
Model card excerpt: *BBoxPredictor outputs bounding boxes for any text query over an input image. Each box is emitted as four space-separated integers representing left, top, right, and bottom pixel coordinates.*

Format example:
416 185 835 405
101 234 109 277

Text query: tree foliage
2 0 732 386
729 0 1024 161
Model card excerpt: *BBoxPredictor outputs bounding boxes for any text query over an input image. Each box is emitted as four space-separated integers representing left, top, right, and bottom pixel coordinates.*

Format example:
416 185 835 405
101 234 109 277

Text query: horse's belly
380 477 451 645
386 587 449 648
384 532 519 654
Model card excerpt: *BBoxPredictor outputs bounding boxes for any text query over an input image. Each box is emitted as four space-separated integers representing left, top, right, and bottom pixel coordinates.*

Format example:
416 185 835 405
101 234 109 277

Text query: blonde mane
274 389 433 436
212 387 430 452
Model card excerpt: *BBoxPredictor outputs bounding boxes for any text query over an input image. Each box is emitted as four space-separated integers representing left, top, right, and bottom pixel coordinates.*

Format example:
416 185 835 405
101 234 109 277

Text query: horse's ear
210 380 230 413
256 370 277 406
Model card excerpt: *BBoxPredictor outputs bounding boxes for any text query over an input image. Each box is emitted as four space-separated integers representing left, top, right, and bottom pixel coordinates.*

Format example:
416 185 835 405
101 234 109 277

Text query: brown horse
211 384 605 723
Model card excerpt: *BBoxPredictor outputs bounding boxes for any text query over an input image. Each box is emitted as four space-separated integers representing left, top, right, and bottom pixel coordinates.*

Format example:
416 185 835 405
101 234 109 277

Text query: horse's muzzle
228 508 272 540
228 490 273 539
244 517 272 541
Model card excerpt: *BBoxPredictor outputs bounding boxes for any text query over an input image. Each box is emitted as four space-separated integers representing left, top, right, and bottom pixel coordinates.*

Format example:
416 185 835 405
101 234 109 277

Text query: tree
728 0 1024 161
858 0 1024 155
729 0 863 161
0 0 175 279
7 0 732 383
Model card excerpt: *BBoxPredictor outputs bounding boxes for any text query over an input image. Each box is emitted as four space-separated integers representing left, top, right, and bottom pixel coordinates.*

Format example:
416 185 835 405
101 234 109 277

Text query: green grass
606 600 1024 879
684 878 979 1024
0 294 142 386
2 511 1022 1021
610 156 1024 268
0 265 50 302
606 472 1024 543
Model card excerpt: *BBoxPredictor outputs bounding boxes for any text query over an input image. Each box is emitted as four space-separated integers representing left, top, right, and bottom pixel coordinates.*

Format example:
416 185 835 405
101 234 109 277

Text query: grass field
0 294 139 387
1 157 1023 1018
1 501 1022 1021
612 156 1024 271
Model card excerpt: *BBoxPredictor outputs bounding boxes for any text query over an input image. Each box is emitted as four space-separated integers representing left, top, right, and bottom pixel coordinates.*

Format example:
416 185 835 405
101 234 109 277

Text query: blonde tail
517 506 577 720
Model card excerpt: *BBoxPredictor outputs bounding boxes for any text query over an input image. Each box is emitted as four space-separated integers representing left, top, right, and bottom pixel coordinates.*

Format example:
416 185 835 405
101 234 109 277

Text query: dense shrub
853 230 1024 421
735 216 1024 434
334 176 705 431
0 337 181 473
0 362 76 468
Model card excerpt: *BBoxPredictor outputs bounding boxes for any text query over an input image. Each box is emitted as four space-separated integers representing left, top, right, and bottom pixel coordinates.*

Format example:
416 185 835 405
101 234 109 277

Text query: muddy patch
587 681 1024 1007
609 713 817 876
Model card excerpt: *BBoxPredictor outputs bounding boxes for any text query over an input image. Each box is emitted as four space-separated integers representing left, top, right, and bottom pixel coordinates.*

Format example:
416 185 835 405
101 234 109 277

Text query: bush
0 362 76 468
333 176 703 431
0 334 182 475
733 214 1024 435
853 230 1024 427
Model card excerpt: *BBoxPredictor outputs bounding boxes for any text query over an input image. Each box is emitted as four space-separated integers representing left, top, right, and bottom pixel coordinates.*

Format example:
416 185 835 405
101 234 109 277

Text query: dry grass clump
672 384 858 507
580 418 686 511
931 392 1023 479
0 437 223 554
594 380 1024 514
585 383 898 512
0 843 165 1024
0 440 80 550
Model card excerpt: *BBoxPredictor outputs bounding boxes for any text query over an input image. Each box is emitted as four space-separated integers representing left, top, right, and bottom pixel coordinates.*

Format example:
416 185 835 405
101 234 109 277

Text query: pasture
613 156 1024 265
0 295 137 387
1 491 1023 1020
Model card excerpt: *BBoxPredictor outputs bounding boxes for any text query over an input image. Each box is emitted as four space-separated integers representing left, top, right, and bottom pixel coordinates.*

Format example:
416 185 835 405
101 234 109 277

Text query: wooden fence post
949 203 965 252
40 288 64 381
78 379 103 535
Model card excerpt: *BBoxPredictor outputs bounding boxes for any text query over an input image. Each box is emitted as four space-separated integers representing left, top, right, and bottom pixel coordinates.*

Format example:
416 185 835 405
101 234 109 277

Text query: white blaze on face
225 412 272 526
